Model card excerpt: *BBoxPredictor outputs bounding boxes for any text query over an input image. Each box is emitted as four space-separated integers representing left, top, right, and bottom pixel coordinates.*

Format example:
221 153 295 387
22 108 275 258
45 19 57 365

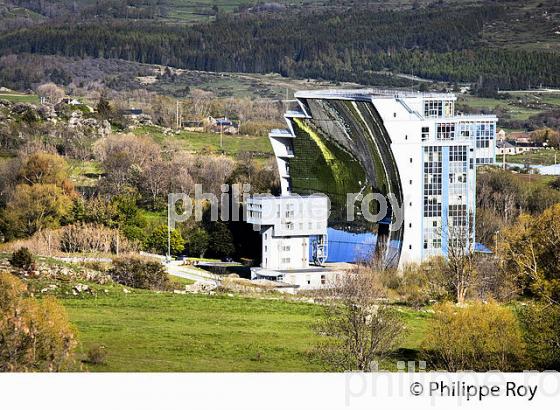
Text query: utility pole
220 123 224 150
495 230 500 257
167 199 171 263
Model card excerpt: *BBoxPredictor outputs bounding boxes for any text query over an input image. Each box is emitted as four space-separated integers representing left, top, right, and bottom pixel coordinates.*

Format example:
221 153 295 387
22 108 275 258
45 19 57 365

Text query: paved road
165 260 219 284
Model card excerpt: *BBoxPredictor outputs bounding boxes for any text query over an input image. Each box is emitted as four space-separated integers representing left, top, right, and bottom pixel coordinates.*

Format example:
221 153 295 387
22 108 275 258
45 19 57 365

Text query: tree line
1 3 557 89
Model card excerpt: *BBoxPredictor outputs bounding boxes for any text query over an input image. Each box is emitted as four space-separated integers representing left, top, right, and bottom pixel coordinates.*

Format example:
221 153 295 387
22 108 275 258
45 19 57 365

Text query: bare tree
440 213 477 305
313 268 405 371
37 82 65 104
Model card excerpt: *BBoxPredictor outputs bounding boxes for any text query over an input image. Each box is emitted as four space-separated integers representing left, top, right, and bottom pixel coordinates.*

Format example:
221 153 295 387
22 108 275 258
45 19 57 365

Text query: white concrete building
246 195 329 270
246 195 349 291
268 89 497 268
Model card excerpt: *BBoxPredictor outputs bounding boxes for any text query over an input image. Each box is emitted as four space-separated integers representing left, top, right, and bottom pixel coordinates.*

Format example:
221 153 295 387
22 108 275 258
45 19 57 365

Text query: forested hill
0 1 559 90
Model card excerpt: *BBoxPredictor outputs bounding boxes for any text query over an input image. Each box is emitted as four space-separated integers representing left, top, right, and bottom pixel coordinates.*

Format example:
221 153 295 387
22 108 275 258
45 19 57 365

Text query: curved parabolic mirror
286 97 404 268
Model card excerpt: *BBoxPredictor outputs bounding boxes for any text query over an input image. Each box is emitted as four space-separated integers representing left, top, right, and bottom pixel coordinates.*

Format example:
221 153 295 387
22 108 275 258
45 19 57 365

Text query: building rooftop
294 88 457 101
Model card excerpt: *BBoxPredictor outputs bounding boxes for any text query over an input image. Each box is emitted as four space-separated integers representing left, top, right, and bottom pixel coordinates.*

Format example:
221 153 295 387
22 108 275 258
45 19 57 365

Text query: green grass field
498 149 560 166
132 126 272 155
68 159 104 187
459 95 544 121
58 289 431 372
64 291 326 371
0 93 40 104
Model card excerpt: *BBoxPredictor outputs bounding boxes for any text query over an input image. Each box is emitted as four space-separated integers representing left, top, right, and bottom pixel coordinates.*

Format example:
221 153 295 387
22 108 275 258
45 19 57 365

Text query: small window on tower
421 127 430 141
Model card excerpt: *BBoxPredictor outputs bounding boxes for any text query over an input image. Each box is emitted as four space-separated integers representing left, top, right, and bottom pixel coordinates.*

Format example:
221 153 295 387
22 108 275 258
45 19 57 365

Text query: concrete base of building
250 262 355 293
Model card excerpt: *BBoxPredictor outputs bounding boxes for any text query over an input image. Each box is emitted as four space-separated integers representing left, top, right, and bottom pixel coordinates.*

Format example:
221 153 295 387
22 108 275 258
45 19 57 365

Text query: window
281 257 291 264
449 146 467 162
282 245 290 252
421 126 430 141
321 275 326 285
410 157 413 163
424 100 443 118
436 123 455 140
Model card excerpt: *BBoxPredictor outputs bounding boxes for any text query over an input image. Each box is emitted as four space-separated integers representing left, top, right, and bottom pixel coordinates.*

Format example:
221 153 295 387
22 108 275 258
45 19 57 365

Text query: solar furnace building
269 89 497 269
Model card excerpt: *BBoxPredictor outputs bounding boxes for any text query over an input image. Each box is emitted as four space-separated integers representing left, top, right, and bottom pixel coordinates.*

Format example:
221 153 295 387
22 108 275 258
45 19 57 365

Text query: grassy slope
60 289 430 372
459 95 544 121
64 292 325 372
0 93 40 104
498 149 560 166
131 126 272 155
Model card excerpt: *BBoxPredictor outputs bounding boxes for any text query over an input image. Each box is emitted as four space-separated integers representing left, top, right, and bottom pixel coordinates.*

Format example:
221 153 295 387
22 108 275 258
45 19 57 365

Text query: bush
517 303 560 371
9 247 34 270
0 272 77 371
396 259 450 307
85 344 107 365
145 225 185 256
422 301 527 371
109 256 169 290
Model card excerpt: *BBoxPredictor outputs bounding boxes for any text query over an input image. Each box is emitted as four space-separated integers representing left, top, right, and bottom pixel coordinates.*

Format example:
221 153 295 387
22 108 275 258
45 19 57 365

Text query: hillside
1 1 559 90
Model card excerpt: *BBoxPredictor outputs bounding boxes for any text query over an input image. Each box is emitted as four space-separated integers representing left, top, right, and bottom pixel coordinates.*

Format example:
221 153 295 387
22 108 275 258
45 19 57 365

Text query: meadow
498 149 560 166
131 126 273 155
60 289 430 372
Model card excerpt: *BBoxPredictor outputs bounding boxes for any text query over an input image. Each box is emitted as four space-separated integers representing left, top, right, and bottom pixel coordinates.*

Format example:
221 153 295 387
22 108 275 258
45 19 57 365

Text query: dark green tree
186 227 210 258
207 222 234 258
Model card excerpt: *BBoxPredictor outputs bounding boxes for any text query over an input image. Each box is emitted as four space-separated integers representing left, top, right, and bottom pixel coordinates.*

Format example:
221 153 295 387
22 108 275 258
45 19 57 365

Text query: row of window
421 122 496 142
424 100 454 118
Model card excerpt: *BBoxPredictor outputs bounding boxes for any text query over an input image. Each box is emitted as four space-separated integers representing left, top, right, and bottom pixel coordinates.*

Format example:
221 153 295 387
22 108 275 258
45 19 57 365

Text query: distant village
495 128 550 156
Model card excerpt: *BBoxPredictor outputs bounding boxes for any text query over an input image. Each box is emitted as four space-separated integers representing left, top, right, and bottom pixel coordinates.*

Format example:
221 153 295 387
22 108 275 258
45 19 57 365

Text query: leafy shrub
396 259 450 307
85 344 107 365
145 225 185 256
9 247 34 270
109 256 169 290
0 272 77 371
517 303 560 371
422 301 527 371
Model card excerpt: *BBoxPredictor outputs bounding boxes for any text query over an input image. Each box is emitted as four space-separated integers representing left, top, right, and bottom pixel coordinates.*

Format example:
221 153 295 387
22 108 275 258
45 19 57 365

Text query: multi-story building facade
269 89 497 268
